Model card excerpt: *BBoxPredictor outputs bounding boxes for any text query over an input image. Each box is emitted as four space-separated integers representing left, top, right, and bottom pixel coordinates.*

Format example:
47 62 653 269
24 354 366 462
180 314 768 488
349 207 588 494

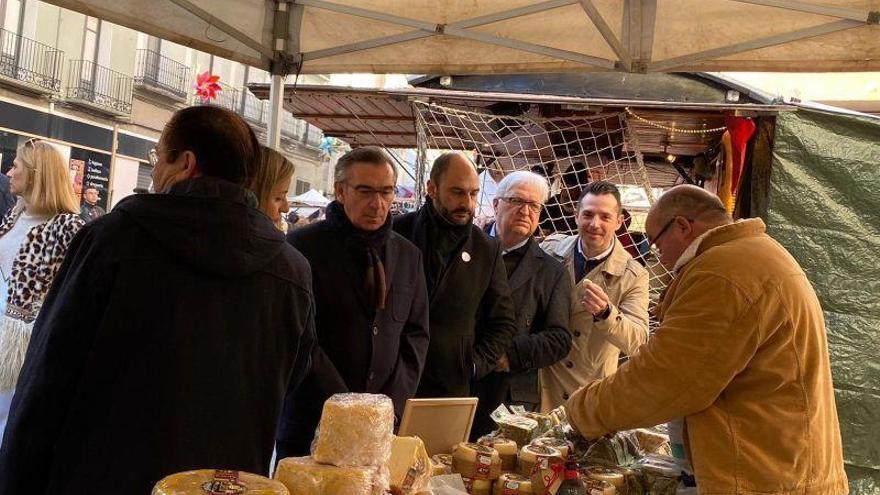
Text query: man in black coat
0 106 315 495
0 174 15 217
394 152 517 398
276 147 429 459
471 171 573 438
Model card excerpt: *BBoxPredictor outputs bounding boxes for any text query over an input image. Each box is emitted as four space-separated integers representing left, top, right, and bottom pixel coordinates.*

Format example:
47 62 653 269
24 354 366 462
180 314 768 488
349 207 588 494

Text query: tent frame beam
579 0 632 69
726 0 874 22
649 18 863 71
166 0 275 59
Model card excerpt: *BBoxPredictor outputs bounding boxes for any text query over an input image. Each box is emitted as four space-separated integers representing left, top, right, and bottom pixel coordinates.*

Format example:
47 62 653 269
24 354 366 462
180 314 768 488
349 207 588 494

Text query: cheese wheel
583 478 616 495
584 467 625 489
478 437 518 472
312 393 394 468
492 473 533 495
452 442 502 480
273 456 376 495
431 454 453 476
153 470 289 495
530 438 571 458
389 436 432 494
517 445 563 477
462 477 493 495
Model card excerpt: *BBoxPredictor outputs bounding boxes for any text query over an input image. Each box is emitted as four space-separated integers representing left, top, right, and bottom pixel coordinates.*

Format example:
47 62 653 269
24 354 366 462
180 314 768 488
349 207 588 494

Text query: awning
42 0 880 74
290 188 331 206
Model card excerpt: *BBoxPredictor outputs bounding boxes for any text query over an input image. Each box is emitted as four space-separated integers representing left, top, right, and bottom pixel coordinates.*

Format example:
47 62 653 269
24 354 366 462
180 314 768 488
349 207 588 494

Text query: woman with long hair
0 139 84 440
250 146 294 232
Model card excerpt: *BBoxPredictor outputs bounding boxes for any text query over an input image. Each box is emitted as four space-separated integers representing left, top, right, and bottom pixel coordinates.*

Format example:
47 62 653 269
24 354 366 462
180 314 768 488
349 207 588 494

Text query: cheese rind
273 456 376 495
517 445 563 477
312 393 394 467
152 469 289 495
462 477 493 495
492 473 533 495
389 436 432 494
530 438 571 459
478 437 518 472
452 442 503 480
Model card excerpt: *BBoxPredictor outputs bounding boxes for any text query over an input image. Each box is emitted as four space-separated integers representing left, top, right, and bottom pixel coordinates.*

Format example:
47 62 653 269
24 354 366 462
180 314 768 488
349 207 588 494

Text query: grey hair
334 146 398 183
495 170 550 202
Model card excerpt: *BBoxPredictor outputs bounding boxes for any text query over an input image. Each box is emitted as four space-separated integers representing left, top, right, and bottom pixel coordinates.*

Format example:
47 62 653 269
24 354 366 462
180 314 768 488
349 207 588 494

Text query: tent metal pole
267 74 284 148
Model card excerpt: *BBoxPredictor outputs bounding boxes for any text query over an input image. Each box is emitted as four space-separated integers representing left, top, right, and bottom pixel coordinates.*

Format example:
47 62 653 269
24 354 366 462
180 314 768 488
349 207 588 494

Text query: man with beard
394 153 517 398
276 147 430 458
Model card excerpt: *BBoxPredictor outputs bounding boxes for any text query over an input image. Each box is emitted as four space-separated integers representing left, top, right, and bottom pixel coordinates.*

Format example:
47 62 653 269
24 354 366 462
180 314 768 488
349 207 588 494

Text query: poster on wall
69 148 112 211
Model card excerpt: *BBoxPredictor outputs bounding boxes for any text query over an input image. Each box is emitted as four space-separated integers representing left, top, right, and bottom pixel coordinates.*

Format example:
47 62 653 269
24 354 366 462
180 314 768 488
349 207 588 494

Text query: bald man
565 185 847 493
394 153 517 398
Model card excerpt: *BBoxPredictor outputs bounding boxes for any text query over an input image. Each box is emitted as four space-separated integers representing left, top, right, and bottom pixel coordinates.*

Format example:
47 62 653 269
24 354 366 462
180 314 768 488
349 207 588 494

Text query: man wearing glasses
276 147 429 459
539 180 649 411
470 171 573 438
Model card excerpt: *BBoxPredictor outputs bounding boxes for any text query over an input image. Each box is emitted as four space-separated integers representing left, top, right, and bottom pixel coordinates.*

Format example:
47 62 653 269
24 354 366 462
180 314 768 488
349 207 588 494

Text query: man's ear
179 150 200 178
426 179 437 199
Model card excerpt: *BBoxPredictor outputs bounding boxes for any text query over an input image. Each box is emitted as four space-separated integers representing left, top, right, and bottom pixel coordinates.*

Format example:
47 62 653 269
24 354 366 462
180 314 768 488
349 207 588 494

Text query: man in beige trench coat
539 180 649 411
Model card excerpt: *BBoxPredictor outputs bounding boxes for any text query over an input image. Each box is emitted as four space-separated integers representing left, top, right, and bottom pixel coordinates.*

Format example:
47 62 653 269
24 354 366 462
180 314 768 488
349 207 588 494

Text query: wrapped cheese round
530 438 571 458
312 393 394 468
478 437 518 471
583 478 617 495
431 454 453 476
452 442 502 480
152 469 289 494
517 445 563 477
274 456 378 495
492 473 533 495
462 477 493 495
584 467 625 489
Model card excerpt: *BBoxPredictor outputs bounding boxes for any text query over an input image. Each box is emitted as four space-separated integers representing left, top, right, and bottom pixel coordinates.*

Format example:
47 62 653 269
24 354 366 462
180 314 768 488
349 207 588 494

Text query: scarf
423 197 472 291
325 200 392 310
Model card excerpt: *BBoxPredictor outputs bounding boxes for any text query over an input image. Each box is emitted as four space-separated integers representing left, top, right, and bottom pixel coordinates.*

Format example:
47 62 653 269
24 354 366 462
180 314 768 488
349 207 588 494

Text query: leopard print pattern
0 205 85 323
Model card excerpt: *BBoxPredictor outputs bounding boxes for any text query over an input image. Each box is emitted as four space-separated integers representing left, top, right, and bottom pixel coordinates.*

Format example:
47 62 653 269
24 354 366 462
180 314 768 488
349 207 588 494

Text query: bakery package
312 393 395 468
153 469 289 495
452 442 502 480
274 456 380 495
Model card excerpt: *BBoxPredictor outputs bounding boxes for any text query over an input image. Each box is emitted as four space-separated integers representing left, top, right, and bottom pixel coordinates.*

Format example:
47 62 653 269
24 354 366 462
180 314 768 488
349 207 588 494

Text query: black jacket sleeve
379 251 430 417
472 244 518 380
0 225 110 494
507 267 573 373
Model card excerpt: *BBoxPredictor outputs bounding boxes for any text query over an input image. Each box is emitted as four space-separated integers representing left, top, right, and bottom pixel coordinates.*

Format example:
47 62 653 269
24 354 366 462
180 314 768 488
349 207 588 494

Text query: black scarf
325 200 392 310
423 197 471 291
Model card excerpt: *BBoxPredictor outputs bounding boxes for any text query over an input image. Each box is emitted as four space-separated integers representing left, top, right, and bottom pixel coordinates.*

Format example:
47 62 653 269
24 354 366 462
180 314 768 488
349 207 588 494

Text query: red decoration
194 71 222 100
724 116 756 195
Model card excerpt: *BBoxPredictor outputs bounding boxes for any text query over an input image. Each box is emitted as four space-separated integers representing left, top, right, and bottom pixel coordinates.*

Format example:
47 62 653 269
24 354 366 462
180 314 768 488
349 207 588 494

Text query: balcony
66 60 133 116
281 111 304 139
194 81 240 113
306 125 324 148
239 89 267 127
133 49 190 102
0 28 63 95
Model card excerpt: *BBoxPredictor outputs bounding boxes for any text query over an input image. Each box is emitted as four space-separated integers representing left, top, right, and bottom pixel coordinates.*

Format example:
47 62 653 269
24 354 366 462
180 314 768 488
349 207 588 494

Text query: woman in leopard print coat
0 140 83 437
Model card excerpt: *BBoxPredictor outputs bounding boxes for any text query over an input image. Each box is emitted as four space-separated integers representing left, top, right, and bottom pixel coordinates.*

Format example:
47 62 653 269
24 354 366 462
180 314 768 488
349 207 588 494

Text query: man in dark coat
0 174 15 217
79 186 106 222
0 106 315 495
471 171 573 438
276 147 429 459
394 152 517 398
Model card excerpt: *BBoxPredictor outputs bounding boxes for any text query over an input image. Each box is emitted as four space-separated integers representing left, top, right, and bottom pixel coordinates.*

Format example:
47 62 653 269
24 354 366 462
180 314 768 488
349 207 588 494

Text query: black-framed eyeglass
649 216 694 248
346 182 397 201
500 196 543 214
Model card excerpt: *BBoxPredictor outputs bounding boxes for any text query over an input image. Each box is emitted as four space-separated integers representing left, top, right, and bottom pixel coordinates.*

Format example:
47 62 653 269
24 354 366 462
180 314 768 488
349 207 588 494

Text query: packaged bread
530 438 572 459
153 469 289 494
478 436 518 471
389 436 432 494
492 473 533 495
431 454 453 476
517 445 563 477
462 477 493 495
273 456 379 495
453 442 503 480
312 393 394 468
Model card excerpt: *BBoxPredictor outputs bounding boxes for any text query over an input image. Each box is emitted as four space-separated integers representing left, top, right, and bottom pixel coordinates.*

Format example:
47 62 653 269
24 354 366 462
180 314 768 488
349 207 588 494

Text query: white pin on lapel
461 251 471 262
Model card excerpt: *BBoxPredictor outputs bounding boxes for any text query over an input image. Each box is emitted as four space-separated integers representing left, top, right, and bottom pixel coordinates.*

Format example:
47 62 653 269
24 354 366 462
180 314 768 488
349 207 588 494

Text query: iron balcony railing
306 125 324 148
239 89 267 126
66 60 133 115
0 28 63 93
133 49 190 100
282 112 305 139
195 81 240 113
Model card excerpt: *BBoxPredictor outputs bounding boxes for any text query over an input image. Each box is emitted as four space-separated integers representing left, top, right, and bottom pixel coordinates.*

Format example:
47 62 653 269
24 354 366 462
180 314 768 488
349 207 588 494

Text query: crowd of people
0 105 847 495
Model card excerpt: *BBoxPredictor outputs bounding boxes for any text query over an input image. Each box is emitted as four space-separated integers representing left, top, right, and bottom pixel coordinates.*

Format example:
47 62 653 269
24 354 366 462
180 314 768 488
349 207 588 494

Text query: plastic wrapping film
311 393 394 468
389 436 433 495
274 456 382 495
152 469 289 495
767 109 880 493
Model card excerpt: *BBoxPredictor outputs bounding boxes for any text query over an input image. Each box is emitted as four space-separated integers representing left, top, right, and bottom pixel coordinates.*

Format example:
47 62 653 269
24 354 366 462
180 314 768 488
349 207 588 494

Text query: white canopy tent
290 188 331 206
43 0 880 145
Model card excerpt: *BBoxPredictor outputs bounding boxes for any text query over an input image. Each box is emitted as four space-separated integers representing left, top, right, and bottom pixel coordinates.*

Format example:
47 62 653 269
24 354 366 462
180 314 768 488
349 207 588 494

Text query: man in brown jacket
539 181 649 411
567 185 847 494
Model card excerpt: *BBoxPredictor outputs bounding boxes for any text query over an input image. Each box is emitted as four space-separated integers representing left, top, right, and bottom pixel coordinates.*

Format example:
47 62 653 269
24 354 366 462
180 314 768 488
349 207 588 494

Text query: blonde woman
250 146 294 232
0 139 84 440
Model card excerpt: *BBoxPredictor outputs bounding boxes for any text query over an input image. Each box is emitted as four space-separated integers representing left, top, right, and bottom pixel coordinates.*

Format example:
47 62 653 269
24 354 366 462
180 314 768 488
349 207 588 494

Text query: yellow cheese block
463 477 493 495
389 436 432 494
312 393 394 467
478 437 518 472
152 469 289 495
273 456 375 495
530 438 571 459
517 445 563 477
583 478 616 495
453 442 503 480
492 473 533 495
584 467 625 489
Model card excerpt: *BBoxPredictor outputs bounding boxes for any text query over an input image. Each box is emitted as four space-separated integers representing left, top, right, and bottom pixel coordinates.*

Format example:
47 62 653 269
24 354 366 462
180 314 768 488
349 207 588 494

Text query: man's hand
495 354 511 372
582 279 610 316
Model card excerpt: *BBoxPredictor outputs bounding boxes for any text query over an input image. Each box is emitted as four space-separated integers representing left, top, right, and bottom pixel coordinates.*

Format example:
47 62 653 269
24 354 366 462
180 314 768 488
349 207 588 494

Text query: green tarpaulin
767 108 880 494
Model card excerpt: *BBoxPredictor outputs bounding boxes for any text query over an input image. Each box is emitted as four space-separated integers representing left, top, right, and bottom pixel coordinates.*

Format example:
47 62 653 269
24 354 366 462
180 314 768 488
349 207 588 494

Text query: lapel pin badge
461 251 471 262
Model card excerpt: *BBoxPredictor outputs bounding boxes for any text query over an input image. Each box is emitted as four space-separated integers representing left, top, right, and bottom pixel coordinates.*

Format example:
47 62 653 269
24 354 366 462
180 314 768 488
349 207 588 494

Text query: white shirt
577 237 615 262
489 223 529 254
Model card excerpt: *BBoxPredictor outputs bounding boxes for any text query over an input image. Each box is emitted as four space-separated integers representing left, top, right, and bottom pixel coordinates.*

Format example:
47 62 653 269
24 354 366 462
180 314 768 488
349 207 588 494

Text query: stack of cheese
153 469 289 494
452 442 504 495
274 393 394 495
